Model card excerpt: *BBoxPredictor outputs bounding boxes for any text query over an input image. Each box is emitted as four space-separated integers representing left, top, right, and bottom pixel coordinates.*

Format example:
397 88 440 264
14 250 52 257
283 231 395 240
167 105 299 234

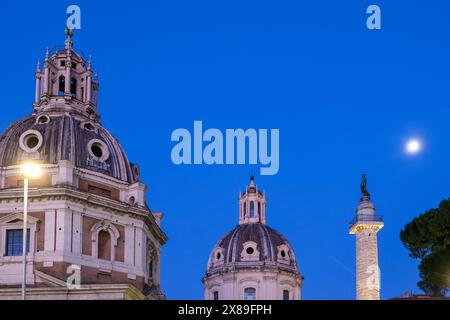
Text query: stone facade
0 32 167 300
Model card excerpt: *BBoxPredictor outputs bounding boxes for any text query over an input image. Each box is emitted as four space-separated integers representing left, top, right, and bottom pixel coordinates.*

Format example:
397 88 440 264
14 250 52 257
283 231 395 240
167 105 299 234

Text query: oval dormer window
87 139 110 162
84 123 95 131
36 115 50 124
19 130 43 153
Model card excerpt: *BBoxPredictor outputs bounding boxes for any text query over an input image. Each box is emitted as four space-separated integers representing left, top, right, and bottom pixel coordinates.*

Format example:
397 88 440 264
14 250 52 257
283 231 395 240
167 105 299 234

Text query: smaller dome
206 223 300 276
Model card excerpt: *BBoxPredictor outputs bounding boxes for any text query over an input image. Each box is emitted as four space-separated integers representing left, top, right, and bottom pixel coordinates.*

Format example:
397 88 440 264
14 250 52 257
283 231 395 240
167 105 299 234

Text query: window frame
0 213 38 259
6 229 30 256
90 220 120 262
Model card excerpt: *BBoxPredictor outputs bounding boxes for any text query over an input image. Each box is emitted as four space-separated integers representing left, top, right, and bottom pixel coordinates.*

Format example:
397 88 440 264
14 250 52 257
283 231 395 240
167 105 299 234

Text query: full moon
406 139 422 154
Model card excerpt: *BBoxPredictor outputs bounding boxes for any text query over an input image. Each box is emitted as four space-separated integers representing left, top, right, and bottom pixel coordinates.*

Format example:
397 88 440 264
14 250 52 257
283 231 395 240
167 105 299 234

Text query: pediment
0 212 40 224
8 218 22 224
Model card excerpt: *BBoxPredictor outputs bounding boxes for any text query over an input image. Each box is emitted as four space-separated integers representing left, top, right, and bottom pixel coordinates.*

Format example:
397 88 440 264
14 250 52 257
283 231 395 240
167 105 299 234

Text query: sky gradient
1 0 449 299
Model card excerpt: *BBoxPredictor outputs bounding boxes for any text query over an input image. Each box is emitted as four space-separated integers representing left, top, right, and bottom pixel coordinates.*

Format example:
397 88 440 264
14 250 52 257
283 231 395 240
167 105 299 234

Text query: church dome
206 223 300 276
0 112 137 183
205 177 301 278
203 178 303 300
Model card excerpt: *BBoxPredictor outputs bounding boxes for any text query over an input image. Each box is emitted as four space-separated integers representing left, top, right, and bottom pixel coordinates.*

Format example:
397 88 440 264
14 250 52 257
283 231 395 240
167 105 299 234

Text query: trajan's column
349 175 384 300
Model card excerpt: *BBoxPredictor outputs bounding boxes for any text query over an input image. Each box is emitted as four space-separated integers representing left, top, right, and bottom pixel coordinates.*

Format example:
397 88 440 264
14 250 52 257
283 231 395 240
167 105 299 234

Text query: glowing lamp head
406 139 422 155
22 163 41 179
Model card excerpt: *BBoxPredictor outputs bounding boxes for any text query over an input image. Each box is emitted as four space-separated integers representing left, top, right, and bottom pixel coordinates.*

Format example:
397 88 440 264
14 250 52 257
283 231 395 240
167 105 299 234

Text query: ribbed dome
0 111 138 183
206 223 300 276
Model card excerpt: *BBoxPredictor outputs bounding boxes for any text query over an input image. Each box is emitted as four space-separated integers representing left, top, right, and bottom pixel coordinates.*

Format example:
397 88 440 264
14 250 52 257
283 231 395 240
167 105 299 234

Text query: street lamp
20 163 41 300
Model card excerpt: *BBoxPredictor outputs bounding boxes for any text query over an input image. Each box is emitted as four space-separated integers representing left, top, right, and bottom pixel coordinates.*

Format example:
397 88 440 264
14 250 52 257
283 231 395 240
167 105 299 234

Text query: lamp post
20 163 41 300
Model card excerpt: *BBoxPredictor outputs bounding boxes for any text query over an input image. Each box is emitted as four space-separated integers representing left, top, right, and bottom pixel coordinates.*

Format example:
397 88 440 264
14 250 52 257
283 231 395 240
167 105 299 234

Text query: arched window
283 290 290 300
70 78 77 98
243 203 247 217
250 201 255 217
213 291 219 300
258 202 261 215
98 230 111 260
90 221 120 261
58 75 65 96
244 287 256 300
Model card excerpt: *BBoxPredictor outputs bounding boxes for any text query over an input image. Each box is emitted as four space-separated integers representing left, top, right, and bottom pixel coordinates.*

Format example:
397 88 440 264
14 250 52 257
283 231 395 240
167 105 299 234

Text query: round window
87 139 110 162
280 250 286 258
246 247 254 255
216 252 221 260
19 130 43 153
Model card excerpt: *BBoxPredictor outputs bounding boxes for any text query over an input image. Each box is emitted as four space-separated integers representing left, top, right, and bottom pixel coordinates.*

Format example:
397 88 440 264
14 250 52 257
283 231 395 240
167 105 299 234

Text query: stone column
34 74 40 103
65 62 72 98
350 197 383 300
43 63 50 96
355 227 381 300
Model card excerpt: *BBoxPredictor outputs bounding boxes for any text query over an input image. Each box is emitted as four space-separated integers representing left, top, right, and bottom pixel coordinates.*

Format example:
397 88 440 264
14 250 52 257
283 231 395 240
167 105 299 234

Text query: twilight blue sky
1 0 450 299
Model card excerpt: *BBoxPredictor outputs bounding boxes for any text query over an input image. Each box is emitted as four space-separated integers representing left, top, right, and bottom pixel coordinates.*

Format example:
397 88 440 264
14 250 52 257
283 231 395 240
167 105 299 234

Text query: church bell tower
349 175 384 300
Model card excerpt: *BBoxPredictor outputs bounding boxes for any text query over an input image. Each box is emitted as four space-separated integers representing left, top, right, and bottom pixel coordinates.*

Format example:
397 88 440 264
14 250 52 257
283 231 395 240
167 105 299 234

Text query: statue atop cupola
33 28 99 121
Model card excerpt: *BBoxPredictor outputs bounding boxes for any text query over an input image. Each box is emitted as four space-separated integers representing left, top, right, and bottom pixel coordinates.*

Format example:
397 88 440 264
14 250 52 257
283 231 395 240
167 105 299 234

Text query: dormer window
277 244 291 264
213 247 224 265
19 130 43 153
87 139 110 162
241 241 259 261
36 115 50 124
81 122 95 132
